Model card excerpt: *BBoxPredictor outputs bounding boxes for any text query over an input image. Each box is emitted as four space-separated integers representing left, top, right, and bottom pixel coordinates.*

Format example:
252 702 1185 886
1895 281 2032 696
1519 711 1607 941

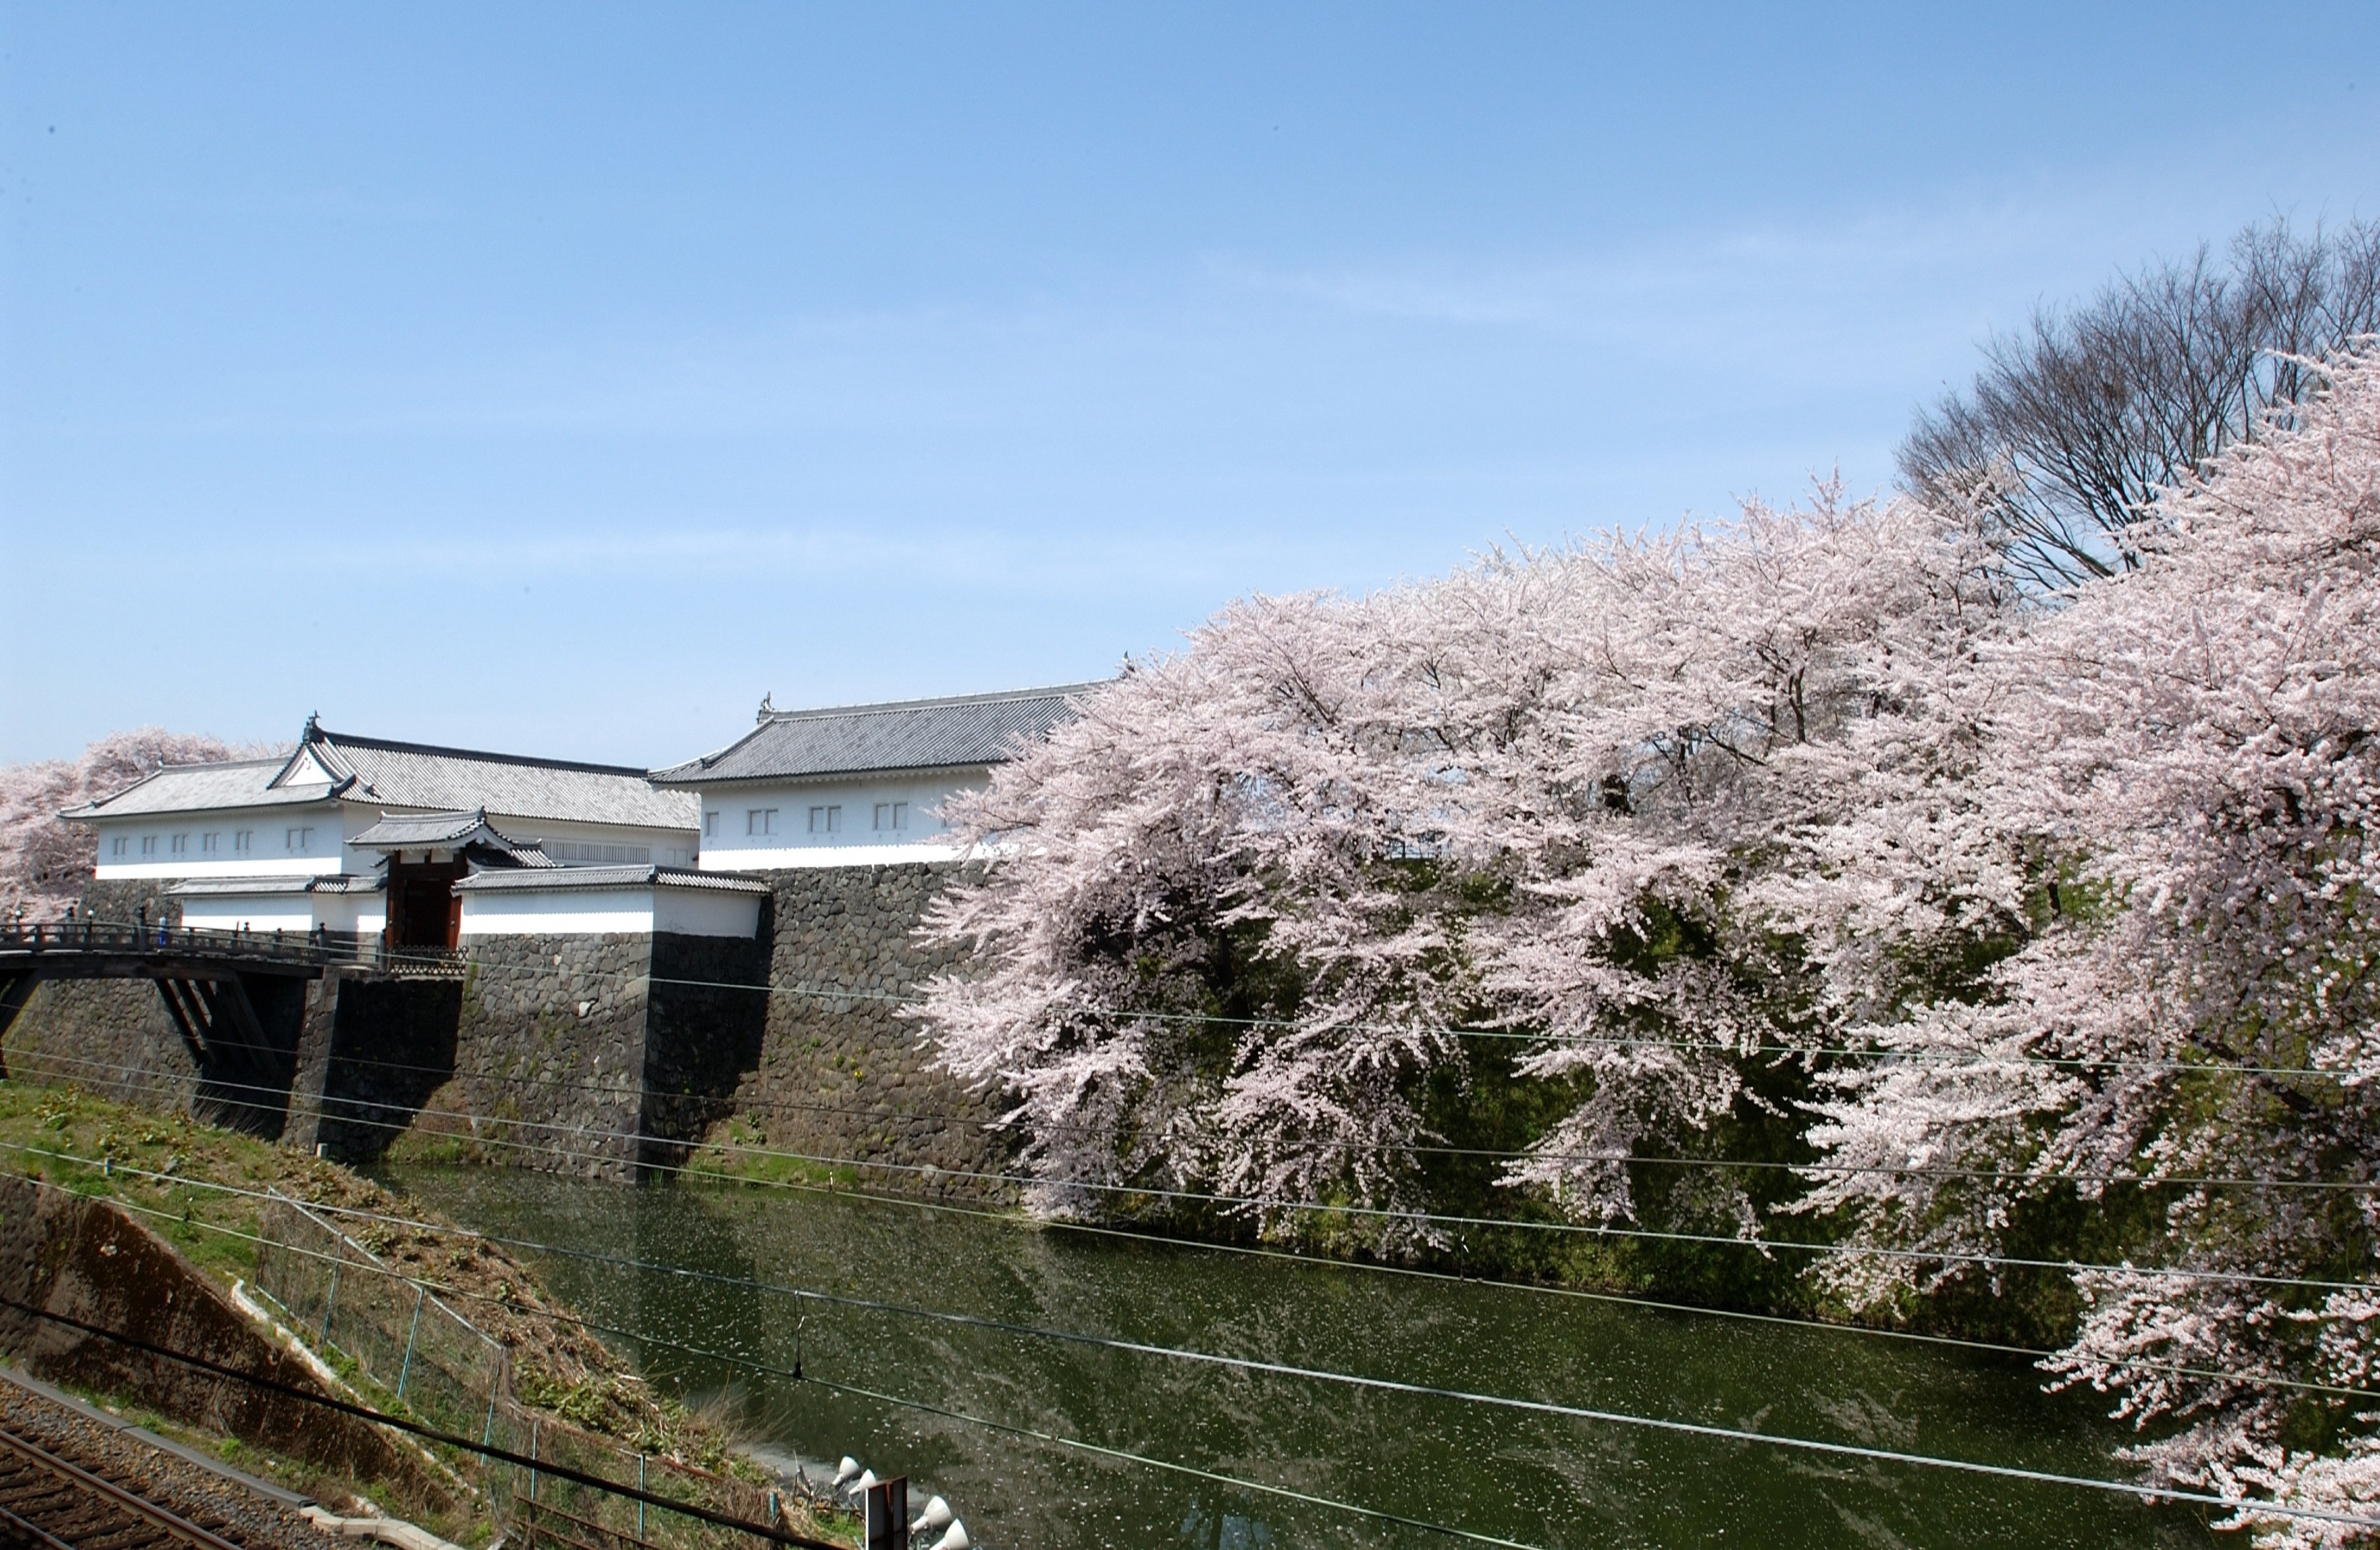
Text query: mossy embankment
0 1079 853 1546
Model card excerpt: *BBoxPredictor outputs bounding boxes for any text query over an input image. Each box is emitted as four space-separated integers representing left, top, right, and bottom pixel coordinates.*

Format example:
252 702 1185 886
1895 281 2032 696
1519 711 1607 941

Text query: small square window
747 808 778 837
874 802 908 832
286 827 314 852
201 833 220 854
110 837 128 857
140 835 157 856
808 804 841 835
170 833 188 855
233 830 252 854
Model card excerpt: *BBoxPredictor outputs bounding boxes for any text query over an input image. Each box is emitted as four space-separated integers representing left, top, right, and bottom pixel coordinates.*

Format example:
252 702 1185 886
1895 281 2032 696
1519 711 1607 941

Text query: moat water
383 1168 2211 1550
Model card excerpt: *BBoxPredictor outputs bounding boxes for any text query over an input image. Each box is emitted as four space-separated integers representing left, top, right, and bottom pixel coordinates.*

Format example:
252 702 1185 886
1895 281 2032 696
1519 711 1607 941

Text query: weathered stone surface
428 933 658 1179
5 881 311 1137
6 976 197 1117
718 864 1015 1197
285 971 464 1164
13 867 1018 1194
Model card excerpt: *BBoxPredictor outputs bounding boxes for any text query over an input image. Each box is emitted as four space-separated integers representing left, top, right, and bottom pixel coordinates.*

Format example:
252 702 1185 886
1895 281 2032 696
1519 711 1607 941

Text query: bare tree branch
1900 219 2380 590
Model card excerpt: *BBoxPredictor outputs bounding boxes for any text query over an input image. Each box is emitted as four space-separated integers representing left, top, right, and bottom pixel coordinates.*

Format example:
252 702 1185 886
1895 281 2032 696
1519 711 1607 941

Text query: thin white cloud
1199 189 2202 384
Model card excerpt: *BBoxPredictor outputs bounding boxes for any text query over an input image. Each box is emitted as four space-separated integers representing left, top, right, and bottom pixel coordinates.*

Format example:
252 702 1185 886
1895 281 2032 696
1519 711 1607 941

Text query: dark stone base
722 864 1017 1197
286 970 465 1164
3 978 197 1117
16 865 1020 1193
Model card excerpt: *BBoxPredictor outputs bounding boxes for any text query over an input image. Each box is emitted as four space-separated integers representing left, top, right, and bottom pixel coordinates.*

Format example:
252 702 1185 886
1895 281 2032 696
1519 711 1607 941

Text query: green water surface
383 1168 2213 1550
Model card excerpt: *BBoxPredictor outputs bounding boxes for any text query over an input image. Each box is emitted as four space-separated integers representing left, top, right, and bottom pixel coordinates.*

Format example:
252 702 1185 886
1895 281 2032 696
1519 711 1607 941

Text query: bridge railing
0 919 467 979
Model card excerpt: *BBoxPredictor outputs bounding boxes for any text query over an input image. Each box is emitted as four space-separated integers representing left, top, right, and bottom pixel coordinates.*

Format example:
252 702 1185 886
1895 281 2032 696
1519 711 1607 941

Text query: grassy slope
0 1080 854 1546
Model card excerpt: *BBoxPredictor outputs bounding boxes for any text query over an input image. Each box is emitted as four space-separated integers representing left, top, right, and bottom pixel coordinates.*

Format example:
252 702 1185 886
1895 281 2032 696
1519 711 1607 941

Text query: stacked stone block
8 882 213 1125
717 864 1015 1197
421 933 659 1177
10 866 1018 1193
284 971 465 1164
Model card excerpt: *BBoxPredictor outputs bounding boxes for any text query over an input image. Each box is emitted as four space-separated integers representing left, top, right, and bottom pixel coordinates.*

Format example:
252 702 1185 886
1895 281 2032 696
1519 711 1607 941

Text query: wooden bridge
0 921 463 1127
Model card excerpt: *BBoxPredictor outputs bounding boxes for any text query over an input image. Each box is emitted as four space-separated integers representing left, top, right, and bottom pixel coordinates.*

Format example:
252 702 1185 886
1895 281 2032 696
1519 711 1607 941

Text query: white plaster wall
177 900 317 933
94 802 347 880
340 805 390 877
336 808 698 873
457 885 760 937
498 815 701 869
458 888 658 937
95 801 698 881
652 888 762 938
174 889 382 933
721 840 967 869
692 769 982 871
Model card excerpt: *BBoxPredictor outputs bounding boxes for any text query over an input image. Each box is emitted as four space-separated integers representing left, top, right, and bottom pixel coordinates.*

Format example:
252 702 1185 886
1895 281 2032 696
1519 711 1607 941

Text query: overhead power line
57 1033 2368 1197
8 1237 1545 1550
77 914 2365 1085
22 1130 2371 1405
362 937 2375 1085
10 1203 2374 1536
18 1134 2380 1434
14 1049 2379 1297
0 1293 843 1550
142 1185 1575 1545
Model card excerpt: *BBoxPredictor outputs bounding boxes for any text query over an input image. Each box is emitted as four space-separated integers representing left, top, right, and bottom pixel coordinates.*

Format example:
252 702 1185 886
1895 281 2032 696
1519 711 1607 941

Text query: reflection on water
1180 1499 1273 1550
384 1168 2212 1550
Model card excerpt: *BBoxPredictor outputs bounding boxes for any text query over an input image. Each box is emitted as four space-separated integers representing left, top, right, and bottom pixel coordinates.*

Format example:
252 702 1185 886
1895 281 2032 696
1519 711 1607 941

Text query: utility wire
336 934 2377 1085
14 1136 2379 1442
0 1295 844 1550
74 1033 2376 1197
38 917 2307 1087
24 1226 1548 1550
15 1050 2379 1297
13 1214 1549 1550
20 1132 2371 1404
11 1199 2372 1536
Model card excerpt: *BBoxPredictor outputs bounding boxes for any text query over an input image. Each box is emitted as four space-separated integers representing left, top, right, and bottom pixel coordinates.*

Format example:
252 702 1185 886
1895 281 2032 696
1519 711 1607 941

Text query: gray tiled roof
453 864 770 895
166 874 386 897
63 759 336 819
300 729 698 831
651 683 1105 786
348 808 559 865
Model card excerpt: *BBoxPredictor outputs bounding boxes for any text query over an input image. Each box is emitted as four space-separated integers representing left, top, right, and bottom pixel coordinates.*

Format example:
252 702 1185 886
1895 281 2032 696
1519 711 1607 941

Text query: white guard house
67 719 701 946
649 683 1101 870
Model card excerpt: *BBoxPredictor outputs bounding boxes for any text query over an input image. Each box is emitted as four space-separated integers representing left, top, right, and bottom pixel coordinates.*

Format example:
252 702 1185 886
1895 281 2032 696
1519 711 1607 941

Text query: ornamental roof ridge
651 679 1111 786
753 680 1113 725
310 726 656 778
157 754 288 771
452 863 770 894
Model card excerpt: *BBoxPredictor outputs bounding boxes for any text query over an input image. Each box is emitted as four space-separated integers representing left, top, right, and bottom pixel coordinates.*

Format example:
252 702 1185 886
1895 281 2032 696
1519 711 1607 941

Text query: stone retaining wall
718 864 1014 1197
4 979 197 1117
418 933 658 1177
8 881 202 1120
284 971 465 1164
16 867 1016 1193
5 881 315 1140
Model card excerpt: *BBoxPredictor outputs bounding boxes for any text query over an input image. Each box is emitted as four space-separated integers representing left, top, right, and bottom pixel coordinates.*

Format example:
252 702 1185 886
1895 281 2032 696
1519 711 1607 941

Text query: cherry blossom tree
0 729 265 920
912 485 2016 1237
1800 347 2380 1542
912 328 2380 1534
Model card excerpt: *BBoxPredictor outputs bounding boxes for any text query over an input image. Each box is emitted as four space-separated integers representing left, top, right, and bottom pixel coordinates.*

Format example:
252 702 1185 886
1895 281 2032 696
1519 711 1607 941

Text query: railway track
0 1422 250 1550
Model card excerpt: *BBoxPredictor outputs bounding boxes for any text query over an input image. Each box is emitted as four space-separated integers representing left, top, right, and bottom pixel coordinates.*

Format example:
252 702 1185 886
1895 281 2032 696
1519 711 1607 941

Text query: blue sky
3 3 2375 765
